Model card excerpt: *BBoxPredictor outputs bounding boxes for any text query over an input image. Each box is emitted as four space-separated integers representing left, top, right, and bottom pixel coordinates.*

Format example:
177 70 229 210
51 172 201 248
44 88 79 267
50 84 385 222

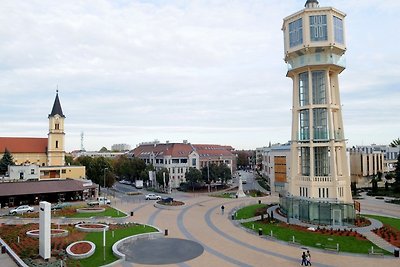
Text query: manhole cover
119 238 204 265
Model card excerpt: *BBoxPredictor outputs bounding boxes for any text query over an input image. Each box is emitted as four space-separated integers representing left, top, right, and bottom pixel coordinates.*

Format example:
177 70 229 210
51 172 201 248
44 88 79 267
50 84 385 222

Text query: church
0 92 85 181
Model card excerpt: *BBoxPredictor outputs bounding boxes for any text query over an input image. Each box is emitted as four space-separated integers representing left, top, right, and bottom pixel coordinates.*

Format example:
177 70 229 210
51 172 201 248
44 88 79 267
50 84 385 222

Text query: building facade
280 0 354 226
259 143 291 193
132 141 236 188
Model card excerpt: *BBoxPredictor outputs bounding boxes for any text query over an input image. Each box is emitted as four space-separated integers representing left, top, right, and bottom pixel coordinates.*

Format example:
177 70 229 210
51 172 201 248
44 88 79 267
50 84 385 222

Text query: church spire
49 90 65 118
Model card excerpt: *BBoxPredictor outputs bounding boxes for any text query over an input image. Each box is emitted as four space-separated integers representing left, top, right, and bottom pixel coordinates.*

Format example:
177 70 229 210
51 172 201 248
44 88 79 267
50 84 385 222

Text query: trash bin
1 246 6 254
258 228 262 236
394 248 399 258
130 211 134 216
164 229 168 236
231 214 235 220
258 200 261 204
261 214 264 221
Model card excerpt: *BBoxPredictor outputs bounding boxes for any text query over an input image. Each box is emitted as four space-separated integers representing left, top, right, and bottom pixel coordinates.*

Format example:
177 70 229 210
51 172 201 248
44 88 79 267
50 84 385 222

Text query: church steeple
49 90 65 118
47 90 66 166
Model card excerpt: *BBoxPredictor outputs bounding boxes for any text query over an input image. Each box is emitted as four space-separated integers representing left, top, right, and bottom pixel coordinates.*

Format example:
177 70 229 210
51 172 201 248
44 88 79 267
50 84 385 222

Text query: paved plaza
0 192 399 267
110 193 400 267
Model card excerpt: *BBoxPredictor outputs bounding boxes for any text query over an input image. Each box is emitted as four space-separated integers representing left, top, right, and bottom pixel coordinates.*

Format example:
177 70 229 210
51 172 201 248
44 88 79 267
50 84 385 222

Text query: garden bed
154 200 185 210
76 207 106 213
66 241 95 260
26 229 69 238
75 223 109 232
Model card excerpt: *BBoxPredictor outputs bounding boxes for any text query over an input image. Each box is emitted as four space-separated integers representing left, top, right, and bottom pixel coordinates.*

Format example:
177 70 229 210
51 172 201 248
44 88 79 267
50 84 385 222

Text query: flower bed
373 225 400 247
26 229 69 238
66 241 95 260
75 223 109 232
154 200 185 210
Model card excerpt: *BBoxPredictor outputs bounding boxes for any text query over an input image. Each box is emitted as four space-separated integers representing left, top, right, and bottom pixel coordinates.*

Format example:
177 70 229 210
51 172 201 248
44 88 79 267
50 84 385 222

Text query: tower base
279 195 355 226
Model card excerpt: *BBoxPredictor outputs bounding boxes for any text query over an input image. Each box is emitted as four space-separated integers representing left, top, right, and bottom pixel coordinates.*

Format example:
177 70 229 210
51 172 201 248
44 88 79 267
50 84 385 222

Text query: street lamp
103 167 108 197
207 158 210 192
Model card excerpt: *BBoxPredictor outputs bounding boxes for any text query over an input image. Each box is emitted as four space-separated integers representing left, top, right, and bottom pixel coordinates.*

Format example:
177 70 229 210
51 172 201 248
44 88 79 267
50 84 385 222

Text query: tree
0 149 14 175
236 152 249 169
395 153 400 186
186 167 202 191
216 164 232 185
156 168 170 188
370 171 382 194
390 138 400 148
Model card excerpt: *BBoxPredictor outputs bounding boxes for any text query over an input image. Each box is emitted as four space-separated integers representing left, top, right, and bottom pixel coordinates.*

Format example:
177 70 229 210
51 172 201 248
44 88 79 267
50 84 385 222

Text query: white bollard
270 230 273 237
292 236 295 243
17 236 20 243
112 231 114 238
103 229 106 247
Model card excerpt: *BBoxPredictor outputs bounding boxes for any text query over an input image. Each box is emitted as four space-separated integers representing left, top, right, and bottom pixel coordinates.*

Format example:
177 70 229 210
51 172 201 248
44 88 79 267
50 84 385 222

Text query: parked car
145 193 161 200
97 197 111 205
162 197 173 203
9 205 34 215
51 202 71 210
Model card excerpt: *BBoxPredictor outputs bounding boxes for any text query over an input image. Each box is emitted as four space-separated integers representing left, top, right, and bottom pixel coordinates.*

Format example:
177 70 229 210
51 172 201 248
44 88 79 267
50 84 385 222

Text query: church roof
49 92 65 118
0 137 48 153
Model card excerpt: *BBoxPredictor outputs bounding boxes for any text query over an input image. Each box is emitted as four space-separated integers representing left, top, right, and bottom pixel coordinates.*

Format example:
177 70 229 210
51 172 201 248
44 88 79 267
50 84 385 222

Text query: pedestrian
221 205 225 215
306 250 311 266
301 251 308 266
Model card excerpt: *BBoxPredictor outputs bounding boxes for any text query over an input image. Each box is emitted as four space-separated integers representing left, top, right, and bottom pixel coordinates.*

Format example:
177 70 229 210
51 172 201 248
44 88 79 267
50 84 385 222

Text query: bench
324 244 339 253
368 249 384 256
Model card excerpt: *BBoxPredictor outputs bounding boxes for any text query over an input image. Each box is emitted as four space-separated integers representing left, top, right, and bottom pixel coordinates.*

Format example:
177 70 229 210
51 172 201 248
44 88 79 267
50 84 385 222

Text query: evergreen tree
0 149 14 175
395 153 400 185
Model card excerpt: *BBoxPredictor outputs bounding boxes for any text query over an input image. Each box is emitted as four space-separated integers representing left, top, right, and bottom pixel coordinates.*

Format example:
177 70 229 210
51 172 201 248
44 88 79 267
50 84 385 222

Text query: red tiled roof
192 144 234 157
0 137 48 153
0 179 95 197
133 143 193 157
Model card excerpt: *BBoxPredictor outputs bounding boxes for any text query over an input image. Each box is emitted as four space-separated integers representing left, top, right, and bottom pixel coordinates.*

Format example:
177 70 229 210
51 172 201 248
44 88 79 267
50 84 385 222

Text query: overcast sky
1 0 399 152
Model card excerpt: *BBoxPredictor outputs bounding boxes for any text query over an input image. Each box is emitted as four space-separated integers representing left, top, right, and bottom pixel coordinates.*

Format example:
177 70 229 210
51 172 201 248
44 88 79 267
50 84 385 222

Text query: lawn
242 221 389 255
364 214 400 231
68 224 158 267
67 207 127 218
211 192 235 198
235 204 267 220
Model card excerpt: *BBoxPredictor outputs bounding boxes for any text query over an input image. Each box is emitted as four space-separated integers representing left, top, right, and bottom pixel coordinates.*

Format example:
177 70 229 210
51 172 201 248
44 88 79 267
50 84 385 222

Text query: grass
242 221 389 254
67 207 127 218
235 204 267 220
211 192 235 198
363 214 400 231
72 224 158 267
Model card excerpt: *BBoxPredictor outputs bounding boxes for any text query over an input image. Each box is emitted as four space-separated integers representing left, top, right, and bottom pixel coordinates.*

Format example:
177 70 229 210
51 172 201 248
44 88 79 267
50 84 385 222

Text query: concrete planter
66 241 96 260
26 229 69 238
76 207 106 213
75 223 109 232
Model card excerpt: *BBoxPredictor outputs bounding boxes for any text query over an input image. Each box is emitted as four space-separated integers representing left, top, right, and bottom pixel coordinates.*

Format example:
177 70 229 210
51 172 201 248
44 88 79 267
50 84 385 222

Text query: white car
97 197 111 205
9 205 34 215
145 193 161 200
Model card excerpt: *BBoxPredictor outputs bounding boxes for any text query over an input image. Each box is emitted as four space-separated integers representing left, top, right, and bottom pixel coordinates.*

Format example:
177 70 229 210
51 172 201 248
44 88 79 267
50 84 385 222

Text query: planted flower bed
66 241 95 260
75 223 109 232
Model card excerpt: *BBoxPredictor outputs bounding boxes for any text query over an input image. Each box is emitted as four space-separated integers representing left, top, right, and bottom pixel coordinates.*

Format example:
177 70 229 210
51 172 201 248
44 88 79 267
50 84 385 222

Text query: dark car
162 197 174 203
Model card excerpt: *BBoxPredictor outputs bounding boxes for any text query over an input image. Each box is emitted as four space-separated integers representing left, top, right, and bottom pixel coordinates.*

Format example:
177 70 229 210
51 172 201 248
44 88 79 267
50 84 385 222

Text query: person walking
301 251 308 266
306 250 311 266
221 205 225 215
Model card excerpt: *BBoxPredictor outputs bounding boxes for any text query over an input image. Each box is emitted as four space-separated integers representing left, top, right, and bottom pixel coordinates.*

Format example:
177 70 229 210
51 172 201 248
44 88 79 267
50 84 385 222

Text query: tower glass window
300 147 310 176
299 110 310 141
314 147 330 176
289 18 303 47
309 15 327 42
299 72 309 106
312 71 326 104
313 108 328 140
334 16 344 44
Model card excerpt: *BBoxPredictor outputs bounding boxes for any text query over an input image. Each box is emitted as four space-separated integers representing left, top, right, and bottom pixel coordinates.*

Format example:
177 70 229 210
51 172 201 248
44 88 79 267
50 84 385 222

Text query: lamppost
103 167 108 197
207 158 210 192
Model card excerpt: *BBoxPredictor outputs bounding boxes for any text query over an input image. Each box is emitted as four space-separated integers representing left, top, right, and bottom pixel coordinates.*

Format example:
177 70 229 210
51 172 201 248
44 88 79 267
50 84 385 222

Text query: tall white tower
281 0 354 225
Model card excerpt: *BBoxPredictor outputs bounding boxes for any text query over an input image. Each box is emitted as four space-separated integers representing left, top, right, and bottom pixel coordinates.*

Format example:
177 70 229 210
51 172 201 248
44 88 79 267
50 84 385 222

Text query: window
313 108 328 140
289 18 303 47
192 158 196 166
31 169 35 174
56 140 59 148
62 169 66 174
312 71 326 104
310 15 327 42
300 147 310 176
299 72 309 106
55 123 59 130
299 110 310 141
172 159 179 164
333 16 344 44
180 159 187 164
314 147 330 176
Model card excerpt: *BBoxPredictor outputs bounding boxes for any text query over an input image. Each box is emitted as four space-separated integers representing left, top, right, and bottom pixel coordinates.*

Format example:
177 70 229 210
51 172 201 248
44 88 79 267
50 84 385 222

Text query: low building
0 179 97 208
259 143 291 193
111 143 131 152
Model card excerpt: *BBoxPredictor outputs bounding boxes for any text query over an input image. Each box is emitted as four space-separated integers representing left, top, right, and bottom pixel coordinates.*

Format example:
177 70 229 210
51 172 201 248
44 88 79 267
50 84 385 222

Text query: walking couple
301 250 311 266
